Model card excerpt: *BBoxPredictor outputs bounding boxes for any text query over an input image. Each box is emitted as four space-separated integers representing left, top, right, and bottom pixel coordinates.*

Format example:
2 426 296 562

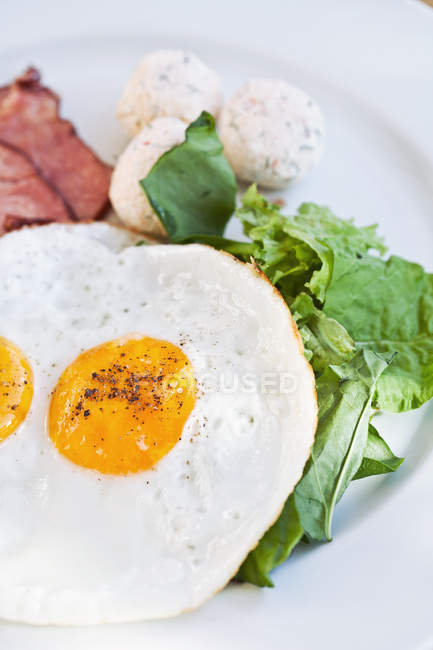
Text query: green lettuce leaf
294 349 389 540
353 423 404 480
238 186 329 302
291 292 355 373
140 112 236 241
237 351 391 582
324 255 433 412
236 495 303 587
238 189 433 413
238 186 385 302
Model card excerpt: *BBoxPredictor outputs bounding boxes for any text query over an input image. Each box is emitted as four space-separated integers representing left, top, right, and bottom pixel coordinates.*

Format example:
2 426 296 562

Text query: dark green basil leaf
140 112 236 241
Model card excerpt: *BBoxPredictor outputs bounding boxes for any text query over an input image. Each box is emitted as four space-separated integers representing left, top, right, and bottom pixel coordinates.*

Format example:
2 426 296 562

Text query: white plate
0 29 433 650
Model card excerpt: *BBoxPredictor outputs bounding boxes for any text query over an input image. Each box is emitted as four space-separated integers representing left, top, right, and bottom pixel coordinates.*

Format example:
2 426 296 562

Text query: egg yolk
49 335 196 475
0 337 33 443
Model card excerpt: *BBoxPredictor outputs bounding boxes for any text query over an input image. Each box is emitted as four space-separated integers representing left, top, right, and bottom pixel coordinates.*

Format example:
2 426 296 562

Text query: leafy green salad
141 112 433 587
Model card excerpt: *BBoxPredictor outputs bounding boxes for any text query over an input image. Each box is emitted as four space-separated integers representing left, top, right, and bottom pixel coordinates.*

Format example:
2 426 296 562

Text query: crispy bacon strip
0 141 72 235
0 68 112 222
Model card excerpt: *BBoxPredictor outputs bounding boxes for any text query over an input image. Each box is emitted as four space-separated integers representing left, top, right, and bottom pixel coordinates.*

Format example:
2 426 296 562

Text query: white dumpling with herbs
219 79 325 189
117 50 223 136
109 117 186 238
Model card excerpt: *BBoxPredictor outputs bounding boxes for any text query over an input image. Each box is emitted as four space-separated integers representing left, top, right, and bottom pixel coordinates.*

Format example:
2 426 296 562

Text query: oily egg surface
0 223 316 625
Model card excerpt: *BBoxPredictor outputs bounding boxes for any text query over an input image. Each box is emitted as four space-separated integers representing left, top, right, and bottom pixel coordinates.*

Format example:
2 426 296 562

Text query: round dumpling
0 223 317 624
219 79 325 189
117 50 223 136
109 117 186 238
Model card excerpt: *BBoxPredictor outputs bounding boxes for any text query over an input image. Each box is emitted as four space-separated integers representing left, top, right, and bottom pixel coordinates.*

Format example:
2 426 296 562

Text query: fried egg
0 223 316 625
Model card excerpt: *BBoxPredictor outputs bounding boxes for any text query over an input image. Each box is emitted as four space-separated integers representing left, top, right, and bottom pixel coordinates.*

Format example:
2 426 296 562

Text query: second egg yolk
49 335 196 475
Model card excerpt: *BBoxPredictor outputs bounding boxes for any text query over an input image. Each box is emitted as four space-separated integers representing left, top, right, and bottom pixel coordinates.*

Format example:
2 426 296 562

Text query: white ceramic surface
0 2 432 649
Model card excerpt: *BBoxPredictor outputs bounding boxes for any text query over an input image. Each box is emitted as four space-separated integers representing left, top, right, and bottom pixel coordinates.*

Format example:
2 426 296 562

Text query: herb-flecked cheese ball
219 79 325 189
109 117 186 238
117 50 223 136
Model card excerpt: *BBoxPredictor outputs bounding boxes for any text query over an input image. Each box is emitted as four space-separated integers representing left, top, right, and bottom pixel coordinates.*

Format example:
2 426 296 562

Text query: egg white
0 223 316 624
